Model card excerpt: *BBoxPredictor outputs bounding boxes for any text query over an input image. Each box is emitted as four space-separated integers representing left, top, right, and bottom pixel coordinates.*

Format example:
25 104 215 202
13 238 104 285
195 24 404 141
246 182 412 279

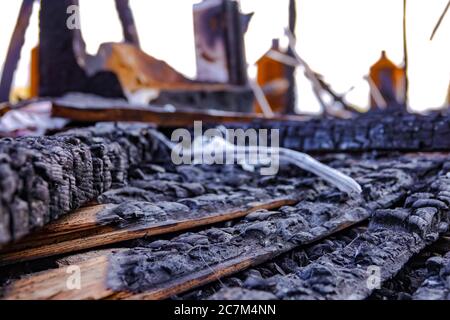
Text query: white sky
0 0 449 112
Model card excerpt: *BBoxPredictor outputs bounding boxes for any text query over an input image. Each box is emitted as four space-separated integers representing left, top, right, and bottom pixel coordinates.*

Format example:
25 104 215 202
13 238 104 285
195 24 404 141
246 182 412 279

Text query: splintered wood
0 199 294 265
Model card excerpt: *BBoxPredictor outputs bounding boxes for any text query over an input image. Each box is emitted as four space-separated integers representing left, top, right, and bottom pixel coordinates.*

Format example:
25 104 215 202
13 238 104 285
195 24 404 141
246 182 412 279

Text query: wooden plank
51 99 309 126
3 255 114 300
124 220 360 301
0 198 295 266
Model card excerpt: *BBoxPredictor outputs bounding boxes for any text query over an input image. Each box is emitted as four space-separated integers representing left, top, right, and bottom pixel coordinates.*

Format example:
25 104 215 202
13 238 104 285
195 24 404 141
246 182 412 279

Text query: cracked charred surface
219 111 450 152
95 163 329 228
0 123 167 245
412 253 450 300
369 250 431 300
0 136 390 266
105 155 437 298
98 152 443 228
182 226 365 300
208 167 450 300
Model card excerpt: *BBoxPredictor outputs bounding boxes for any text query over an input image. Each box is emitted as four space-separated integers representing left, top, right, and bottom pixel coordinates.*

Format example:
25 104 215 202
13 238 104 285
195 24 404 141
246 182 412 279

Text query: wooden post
285 0 297 114
193 0 248 86
403 0 409 107
0 0 35 102
114 0 140 48
39 0 124 98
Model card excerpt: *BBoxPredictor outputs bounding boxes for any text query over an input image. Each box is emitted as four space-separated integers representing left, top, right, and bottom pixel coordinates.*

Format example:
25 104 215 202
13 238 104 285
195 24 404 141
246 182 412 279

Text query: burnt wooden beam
403 0 409 106
223 0 248 86
0 0 35 102
430 0 450 40
0 201 367 300
185 225 367 300
0 142 350 264
285 0 297 114
114 0 140 48
225 111 450 152
39 0 85 96
193 0 248 86
0 123 167 245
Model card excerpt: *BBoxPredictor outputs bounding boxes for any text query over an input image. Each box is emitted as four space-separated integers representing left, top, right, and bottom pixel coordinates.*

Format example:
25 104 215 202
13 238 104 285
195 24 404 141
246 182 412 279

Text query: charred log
0 123 167 245
221 111 450 152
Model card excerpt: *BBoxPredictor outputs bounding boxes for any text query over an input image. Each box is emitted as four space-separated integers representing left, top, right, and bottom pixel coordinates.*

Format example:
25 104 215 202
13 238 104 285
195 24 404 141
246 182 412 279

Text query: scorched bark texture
220 111 450 152
0 123 167 245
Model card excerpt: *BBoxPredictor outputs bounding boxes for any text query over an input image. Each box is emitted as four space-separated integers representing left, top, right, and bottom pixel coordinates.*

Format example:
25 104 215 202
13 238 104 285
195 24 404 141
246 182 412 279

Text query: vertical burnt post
193 0 248 86
223 0 248 86
39 0 124 98
114 0 140 48
285 0 297 114
402 0 409 108
0 0 35 102
39 0 87 96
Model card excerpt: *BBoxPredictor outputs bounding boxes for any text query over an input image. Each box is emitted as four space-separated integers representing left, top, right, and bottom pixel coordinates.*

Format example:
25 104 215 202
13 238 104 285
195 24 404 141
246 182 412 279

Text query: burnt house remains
0 0 449 301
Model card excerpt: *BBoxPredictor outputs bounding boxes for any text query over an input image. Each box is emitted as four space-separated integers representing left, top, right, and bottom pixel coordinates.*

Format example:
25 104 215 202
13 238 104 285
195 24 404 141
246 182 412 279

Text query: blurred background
1 0 449 113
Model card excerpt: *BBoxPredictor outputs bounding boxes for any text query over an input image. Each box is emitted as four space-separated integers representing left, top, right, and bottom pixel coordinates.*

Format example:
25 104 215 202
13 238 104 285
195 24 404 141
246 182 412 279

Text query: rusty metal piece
86 43 192 93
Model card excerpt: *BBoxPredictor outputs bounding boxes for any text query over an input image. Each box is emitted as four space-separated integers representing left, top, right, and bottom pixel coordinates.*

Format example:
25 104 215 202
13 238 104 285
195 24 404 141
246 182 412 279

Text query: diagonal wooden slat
0 198 295 266
0 0 35 102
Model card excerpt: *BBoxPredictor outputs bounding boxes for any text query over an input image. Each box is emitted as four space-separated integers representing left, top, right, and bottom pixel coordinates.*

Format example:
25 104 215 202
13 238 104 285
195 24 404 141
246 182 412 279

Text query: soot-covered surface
103 154 444 296
218 111 450 152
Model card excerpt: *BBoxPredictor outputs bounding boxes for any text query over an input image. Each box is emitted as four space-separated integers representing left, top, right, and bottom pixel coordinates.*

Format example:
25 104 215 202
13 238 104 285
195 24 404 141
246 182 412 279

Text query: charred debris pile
0 117 449 300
